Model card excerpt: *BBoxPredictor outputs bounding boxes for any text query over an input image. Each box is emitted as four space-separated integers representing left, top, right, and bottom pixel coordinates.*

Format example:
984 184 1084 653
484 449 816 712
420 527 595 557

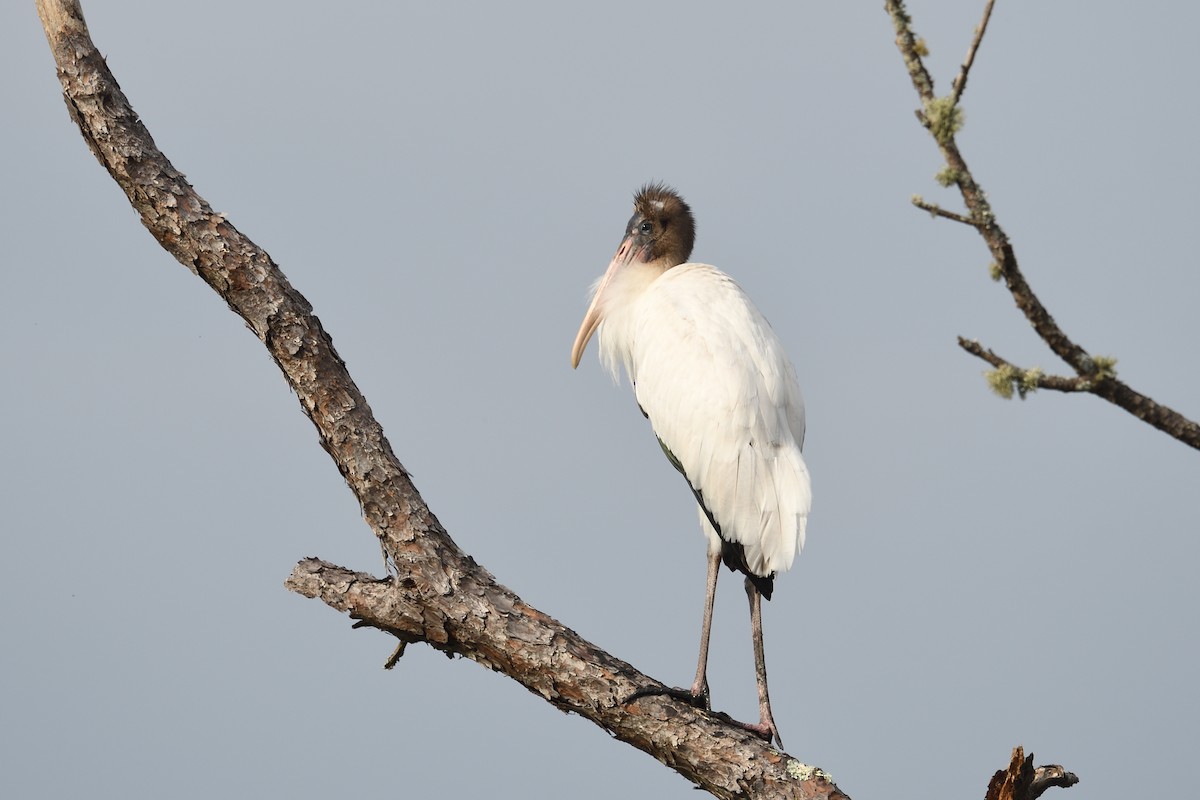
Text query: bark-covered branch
285 559 844 799
885 0 1200 450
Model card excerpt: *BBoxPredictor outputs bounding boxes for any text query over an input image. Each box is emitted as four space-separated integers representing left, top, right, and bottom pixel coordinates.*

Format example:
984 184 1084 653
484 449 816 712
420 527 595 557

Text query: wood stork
570 183 811 747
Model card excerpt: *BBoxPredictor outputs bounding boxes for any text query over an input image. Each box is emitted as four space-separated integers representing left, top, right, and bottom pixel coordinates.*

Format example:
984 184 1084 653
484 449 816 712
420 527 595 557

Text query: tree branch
985 747 1079 800
958 338 1095 397
884 0 1200 450
950 0 996 105
35 1 844 797
911 195 979 226
286 558 846 799
1031 765 1081 800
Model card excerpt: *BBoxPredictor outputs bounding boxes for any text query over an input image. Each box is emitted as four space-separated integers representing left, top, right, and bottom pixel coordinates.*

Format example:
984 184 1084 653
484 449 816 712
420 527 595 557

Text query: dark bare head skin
623 183 696 268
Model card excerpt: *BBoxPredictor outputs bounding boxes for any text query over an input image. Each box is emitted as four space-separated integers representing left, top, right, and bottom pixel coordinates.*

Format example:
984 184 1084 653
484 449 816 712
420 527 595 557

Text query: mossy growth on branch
935 164 962 187
985 364 1044 400
924 95 964 144
1086 355 1118 380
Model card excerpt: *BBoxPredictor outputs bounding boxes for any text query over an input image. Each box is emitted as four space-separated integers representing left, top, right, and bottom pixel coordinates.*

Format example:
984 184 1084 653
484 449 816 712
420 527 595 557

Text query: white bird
571 183 811 747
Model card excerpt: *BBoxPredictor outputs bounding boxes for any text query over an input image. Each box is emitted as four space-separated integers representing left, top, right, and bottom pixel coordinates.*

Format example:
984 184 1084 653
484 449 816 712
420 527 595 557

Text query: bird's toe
621 684 709 709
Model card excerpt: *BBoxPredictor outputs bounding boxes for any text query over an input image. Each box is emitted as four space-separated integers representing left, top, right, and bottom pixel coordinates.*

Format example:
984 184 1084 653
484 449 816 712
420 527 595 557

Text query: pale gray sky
3 2 1198 798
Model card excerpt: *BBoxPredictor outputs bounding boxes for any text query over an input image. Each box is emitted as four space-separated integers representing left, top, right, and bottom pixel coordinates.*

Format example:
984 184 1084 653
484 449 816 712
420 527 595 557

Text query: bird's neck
599 260 669 317
596 261 672 384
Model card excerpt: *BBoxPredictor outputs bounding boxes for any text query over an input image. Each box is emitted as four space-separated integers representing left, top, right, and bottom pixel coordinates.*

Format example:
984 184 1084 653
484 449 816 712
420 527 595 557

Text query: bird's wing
631 264 810 578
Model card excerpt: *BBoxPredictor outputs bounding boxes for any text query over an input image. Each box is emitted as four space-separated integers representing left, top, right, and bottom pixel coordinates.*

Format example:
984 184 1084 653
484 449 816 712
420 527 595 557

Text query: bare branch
884 0 1200 450
958 338 1092 395
886 1 1086 369
911 195 979 226
36 1 847 796
950 0 997 105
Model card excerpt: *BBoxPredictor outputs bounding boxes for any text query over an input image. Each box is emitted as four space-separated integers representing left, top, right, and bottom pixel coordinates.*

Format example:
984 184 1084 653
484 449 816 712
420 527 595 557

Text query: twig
957 337 1091 394
911 196 979 226
383 641 407 669
951 0 997 105
884 0 1200 451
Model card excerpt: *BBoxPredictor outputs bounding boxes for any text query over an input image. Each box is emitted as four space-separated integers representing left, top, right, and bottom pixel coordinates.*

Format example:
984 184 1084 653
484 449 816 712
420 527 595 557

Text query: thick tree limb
885 0 1200 450
35 1 845 797
286 559 845 799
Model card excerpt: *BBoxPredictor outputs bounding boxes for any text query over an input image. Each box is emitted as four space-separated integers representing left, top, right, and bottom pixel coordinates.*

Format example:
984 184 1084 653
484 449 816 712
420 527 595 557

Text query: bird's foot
622 684 711 711
623 685 784 747
735 717 784 750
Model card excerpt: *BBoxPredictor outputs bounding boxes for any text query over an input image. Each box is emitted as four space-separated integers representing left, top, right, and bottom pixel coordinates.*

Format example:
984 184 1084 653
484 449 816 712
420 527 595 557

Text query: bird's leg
622 551 720 710
687 550 721 709
741 577 784 749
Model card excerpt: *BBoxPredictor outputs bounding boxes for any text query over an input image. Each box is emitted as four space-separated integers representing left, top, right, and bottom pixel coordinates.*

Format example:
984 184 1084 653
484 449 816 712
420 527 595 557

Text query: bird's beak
571 236 635 368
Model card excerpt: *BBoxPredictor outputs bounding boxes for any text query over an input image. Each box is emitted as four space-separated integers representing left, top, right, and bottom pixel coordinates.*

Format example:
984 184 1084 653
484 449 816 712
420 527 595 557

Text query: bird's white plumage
595 262 811 577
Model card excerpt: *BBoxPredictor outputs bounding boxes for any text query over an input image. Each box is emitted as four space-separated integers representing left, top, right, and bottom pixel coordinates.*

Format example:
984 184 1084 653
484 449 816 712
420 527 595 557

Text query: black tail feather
721 540 774 600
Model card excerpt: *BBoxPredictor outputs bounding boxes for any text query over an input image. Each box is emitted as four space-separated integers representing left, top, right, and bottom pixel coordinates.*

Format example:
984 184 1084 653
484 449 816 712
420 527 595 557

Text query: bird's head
622 183 696 269
571 184 696 368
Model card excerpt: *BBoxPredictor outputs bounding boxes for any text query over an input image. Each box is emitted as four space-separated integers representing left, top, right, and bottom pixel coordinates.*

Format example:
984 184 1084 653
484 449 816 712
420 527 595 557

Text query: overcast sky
3 2 1198 798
